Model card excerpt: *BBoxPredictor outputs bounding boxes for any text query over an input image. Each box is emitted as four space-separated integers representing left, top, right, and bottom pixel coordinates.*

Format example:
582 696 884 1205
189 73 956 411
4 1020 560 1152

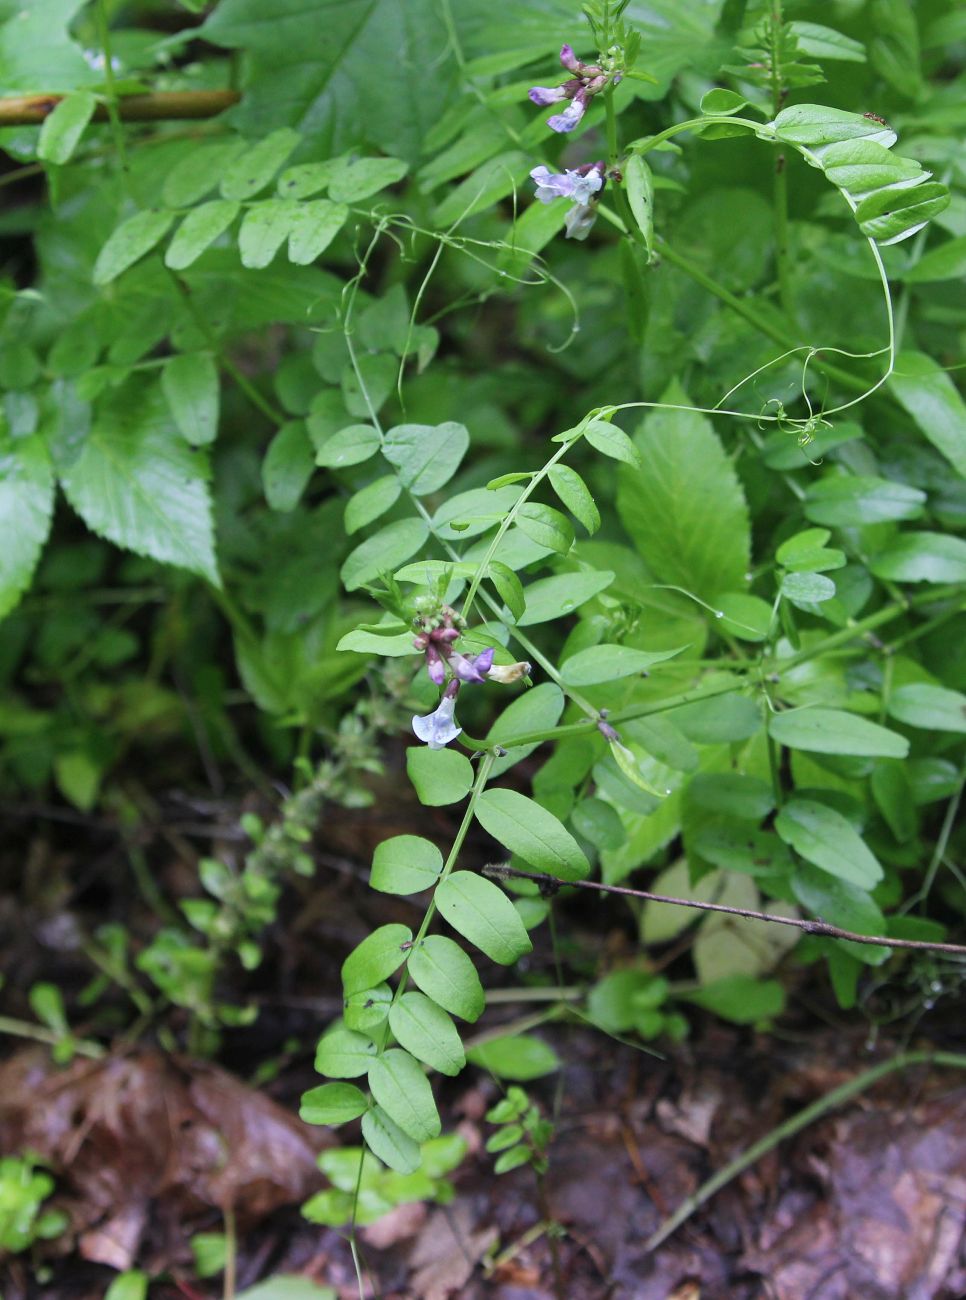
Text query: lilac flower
412 681 462 749
559 43 582 73
547 96 586 134
530 164 603 206
451 646 495 684
528 86 567 106
425 643 446 686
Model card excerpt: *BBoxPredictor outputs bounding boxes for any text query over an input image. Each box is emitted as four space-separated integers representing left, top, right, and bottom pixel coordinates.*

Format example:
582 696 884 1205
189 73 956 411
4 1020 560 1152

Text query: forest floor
3 765 965 1300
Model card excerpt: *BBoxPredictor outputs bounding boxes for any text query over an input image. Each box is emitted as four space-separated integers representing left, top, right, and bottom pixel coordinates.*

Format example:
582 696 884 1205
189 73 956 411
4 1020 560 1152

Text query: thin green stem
769 1 794 316
645 1050 966 1251
96 0 128 185
0 1016 104 1059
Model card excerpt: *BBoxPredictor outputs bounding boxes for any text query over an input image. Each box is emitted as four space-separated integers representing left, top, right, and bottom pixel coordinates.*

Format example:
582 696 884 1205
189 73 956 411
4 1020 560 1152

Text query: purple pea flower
564 203 598 241
412 680 462 750
450 646 495 683
559 43 582 73
528 85 567 106
530 164 603 206
547 95 587 134
425 642 446 686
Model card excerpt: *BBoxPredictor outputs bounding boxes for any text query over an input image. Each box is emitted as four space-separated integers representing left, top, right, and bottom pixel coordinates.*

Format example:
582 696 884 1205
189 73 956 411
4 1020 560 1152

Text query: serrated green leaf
408 935 484 1022
775 798 882 889
165 200 240 270
405 749 474 807
341 923 413 995
382 422 469 495
94 209 175 285
300 1081 368 1125
340 518 430 591
161 353 219 447
368 1048 440 1142
370 834 443 895
475 788 589 881
0 433 54 620
60 380 219 585
435 871 533 964
389 992 465 1076
769 707 908 757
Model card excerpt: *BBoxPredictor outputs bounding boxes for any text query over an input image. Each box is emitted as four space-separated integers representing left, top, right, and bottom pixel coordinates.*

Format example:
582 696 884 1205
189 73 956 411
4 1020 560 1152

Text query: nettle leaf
94 210 176 285
370 834 443 895
560 644 684 686
361 1107 420 1174
341 923 413 995
775 799 883 890
0 433 55 620
407 935 484 1022
515 503 574 555
889 351 966 478
203 1 459 163
161 353 219 447
547 464 600 534
406 749 474 807
617 386 750 603
300 1082 368 1126
803 475 926 526
888 684 966 734
475 789 589 882
435 872 533 965
340 518 430 591
389 992 465 1076
382 422 469 495
219 128 302 200
869 532 966 584
37 90 96 165
314 1027 377 1078
165 200 240 271
368 1048 440 1142
60 380 219 585
769 707 908 758
516 570 614 626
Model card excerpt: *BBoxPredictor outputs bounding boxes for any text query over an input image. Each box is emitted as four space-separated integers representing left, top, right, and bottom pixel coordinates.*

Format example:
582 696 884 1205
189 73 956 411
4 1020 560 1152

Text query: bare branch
0 90 239 126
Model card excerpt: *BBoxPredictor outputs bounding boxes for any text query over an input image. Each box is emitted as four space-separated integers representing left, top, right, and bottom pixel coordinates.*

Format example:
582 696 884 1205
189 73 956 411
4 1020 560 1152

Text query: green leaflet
435 872 533 964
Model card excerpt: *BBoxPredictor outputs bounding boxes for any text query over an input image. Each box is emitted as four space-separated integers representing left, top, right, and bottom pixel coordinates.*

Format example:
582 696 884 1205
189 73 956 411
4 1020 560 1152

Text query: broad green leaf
803 475 926 526
560 643 684 686
699 88 749 114
888 684 966 733
776 528 846 573
548 464 600 534
370 834 443 895
368 1048 440 1142
0 0 102 95
262 420 314 512
905 235 966 284
692 823 792 877
163 139 248 206
344 984 392 1034
287 199 348 263
515 503 574 555
407 935 484 1022
315 424 381 469
161 353 219 447
487 682 565 778
775 798 883 889
361 1106 421 1175
0 434 55 620
60 381 219 585
340 518 430 591
336 627 414 655
344 475 401 533
389 992 465 1076
219 128 302 200
516 570 614 626
582 418 641 466
314 1027 377 1078
856 183 950 245
769 707 908 757
682 976 785 1024
781 571 836 604
328 156 408 202
37 90 95 164
94 209 175 285
475 788 589 881
571 797 626 851
382 422 469 495
617 387 750 602
433 485 522 540
467 1033 560 1080
300 1082 368 1125
772 103 896 149
820 139 926 198
406 749 474 807
888 351 966 478
686 774 774 821
792 865 889 964
871 760 918 843
239 199 296 268
869 532 966 584
672 689 761 743
165 200 240 270
341 923 413 994
624 153 655 257
715 592 772 642
435 872 533 964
